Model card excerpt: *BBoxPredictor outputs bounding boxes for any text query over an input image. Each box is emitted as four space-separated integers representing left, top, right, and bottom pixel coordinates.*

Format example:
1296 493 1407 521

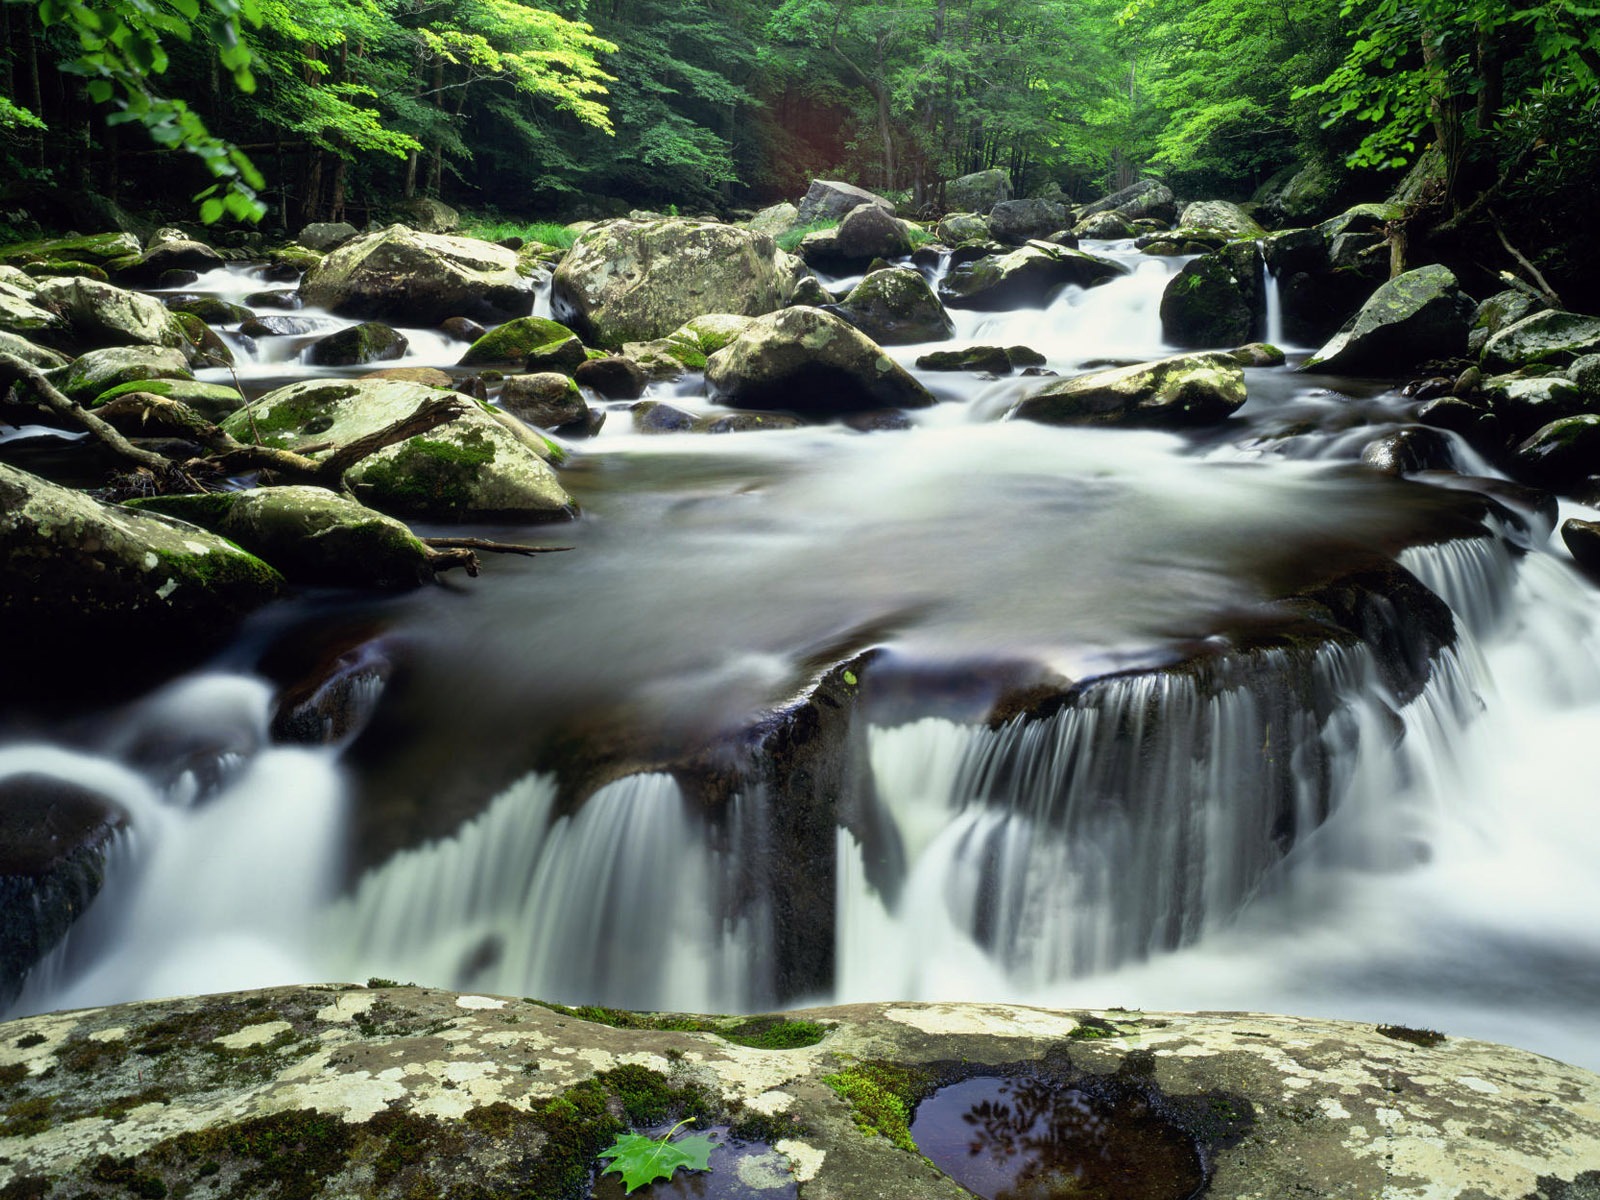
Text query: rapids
9 241 1600 1071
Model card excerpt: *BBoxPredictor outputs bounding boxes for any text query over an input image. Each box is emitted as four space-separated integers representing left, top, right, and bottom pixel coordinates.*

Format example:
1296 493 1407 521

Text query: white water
12 240 1600 1073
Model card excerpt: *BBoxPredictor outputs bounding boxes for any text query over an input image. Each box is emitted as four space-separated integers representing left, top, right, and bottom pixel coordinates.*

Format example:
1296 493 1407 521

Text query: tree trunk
1420 27 1466 209
1474 20 1502 134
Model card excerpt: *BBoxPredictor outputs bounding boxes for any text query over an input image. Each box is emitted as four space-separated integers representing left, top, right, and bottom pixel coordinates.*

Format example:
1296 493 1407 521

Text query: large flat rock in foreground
2 990 1597 1198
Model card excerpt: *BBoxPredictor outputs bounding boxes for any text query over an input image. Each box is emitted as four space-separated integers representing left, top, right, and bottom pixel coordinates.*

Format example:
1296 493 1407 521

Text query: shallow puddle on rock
588 1126 799 1200
910 1076 1205 1200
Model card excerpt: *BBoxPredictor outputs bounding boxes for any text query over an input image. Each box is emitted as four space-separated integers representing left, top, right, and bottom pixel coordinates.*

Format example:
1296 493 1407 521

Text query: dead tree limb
0 353 176 473
420 537 574 557
1490 213 1563 308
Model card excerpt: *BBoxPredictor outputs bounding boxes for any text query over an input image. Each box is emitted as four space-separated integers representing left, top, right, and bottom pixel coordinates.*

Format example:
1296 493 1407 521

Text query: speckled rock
31 276 188 352
1011 351 1247 428
934 213 989 244
944 168 1011 213
938 242 1125 310
54 345 193 401
827 267 954 345
0 330 70 369
1302 264 1473 376
1174 200 1266 243
795 179 895 225
1483 310 1600 372
986 198 1070 244
0 275 66 339
2 991 1598 1200
219 379 575 521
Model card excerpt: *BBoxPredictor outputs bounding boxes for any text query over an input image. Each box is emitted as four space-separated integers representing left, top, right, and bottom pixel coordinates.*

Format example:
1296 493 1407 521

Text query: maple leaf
597 1120 716 1194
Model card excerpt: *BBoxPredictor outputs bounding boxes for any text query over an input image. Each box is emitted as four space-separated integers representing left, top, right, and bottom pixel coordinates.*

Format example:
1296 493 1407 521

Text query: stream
7 239 1600 1071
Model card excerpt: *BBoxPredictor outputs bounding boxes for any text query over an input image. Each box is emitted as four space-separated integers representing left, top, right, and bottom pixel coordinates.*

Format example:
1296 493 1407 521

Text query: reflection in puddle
910 1077 1205 1200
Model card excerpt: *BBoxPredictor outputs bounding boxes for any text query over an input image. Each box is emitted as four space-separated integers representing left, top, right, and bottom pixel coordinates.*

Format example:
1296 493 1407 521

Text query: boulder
828 267 954 345
1302 264 1473 376
944 168 1012 213
745 202 800 239
704 307 936 417
0 231 141 270
1513 415 1600 488
0 275 65 339
1569 354 1600 401
574 354 648 400
551 217 803 347
1160 253 1255 348
121 230 223 283
799 203 913 270
165 295 253 325
32 276 188 351
1011 352 1247 428
1317 202 1405 242
987 198 1070 244
242 289 300 310
939 242 1125 310
1360 427 1456 475
220 378 575 520
1561 518 1600 575
1174 200 1266 243
300 225 536 326
457 316 585 370
391 196 460 233
439 317 487 343
1263 162 1339 226
0 773 125 1005
55 345 192 401
663 313 757 368
364 366 455 388
1073 210 1133 239
795 179 895 225
1482 310 1600 371
1466 289 1542 356
1079 179 1177 224
0 460 282 653
298 221 360 252
630 400 700 434
787 275 833 307
934 213 989 244
0 329 69 369
1228 343 1286 366
499 372 592 432
305 321 409 367
1482 373 1586 440
128 486 436 589
90 378 246 421
915 345 1015 373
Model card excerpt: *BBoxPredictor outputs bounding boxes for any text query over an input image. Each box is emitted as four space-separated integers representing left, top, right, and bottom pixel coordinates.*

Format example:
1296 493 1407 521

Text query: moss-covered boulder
1482 309 1600 372
934 213 989 244
458 315 585 371
220 378 575 521
0 460 282 656
119 230 224 284
1513 414 1600 488
1011 351 1247 427
91 377 246 421
987 198 1071 244
829 267 954 345
0 231 141 269
1174 200 1266 243
1482 372 1587 440
300 225 536 325
0 275 64 339
1074 210 1134 239
1302 264 1473 376
32 276 189 352
0 329 70 369
799 203 914 271
165 295 253 325
128 486 436 589
915 345 1016 373
795 178 895 224
1079 179 1177 224
55 345 193 401
305 321 409 367
945 167 1012 212
1160 253 1255 348
1466 289 1543 357
704 307 936 417
499 371 592 432
939 242 1126 310
551 217 804 347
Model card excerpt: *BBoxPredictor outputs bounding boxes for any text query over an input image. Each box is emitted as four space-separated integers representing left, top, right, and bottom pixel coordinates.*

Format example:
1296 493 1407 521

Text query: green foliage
775 217 837 252
597 1120 714 1195
461 217 579 248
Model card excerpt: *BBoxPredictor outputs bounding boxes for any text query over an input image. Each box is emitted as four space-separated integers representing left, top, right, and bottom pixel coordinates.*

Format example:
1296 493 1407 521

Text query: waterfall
1259 241 1286 347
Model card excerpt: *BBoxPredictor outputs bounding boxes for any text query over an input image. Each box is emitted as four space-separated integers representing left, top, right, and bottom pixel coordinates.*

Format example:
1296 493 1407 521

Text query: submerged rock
704 307 935 417
1011 352 1247 428
1302 263 1473 376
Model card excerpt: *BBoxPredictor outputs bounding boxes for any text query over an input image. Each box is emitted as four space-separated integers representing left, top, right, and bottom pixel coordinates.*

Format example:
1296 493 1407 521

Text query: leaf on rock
598 1129 715 1194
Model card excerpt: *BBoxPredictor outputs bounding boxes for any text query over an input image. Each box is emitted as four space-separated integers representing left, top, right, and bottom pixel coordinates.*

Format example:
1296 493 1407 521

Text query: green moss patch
821 1060 932 1153
528 1001 829 1050
1376 1024 1446 1049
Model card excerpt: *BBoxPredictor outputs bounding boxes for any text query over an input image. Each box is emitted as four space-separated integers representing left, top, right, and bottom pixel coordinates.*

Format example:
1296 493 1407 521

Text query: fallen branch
311 395 469 485
422 544 481 577
420 536 575 557
0 353 177 474
1489 213 1563 308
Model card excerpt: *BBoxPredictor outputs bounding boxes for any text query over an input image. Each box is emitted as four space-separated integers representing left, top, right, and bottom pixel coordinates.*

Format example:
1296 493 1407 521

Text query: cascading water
10 241 1600 1072
1258 241 1287 348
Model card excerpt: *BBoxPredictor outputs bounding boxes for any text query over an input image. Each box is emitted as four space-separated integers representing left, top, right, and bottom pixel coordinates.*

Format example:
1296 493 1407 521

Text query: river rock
90 377 246 421
1302 263 1473 376
1467 289 1543 356
987 198 1070 243
0 773 125 1005
119 230 223 284
828 267 953 345
1569 354 1600 401
1261 161 1339 225
219 379 575 521
128 486 437 589
457 316 585 370
799 203 913 270
391 196 460 233
1360 427 1456 475
305 321 409 367
704 307 935 417
165 295 252 326
300 225 535 326
1174 200 1266 243
1317 202 1405 242
745 202 800 239
298 221 360 252
945 168 1011 212
0 274 65 339
0 460 282 659
915 345 1014 373
1482 373 1586 440
630 399 699 434
1073 210 1133 239
551 217 803 347
1011 352 1247 428
1562 518 1600 575
1513 415 1600 488
56 345 193 401
1229 343 1286 367
795 179 895 224
0 329 70 369
32 276 188 351
573 354 647 400
1080 179 1177 224
499 372 590 432
1160 253 1254 347
1482 309 1600 371
939 242 1125 310
934 213 989 244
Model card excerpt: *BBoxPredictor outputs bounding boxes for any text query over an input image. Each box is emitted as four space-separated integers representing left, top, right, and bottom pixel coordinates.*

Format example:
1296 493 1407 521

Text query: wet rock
704 307 935 417
800 204 913 271
844 409 915 431
0 460 283 672
297 221 360 252
300 225 536 326
32 276 189 351
1360 427 1456 475
1228 343 1286 367
500 372 592 433
1467 289 1543 357
439 316 487 343
165 295 252 325
938 242 1125 310
574 354 648 400
1512 415 1600 489
1010 352 1247 428
1160 253 1254 348
90 377 246 421
0 773 125 1005
1482 309 1600 372
128 486 437 589
934 213 989 244
631 399 699 434
1561 518 1600 576
458 315 584 370
987 198 1070 244
944 168 1011 213
364 366 455 389
219 378 575 521
305 321 409 367
1417 397 1501 453
702 411 805 433
552 217 803 347
1173 200 1266 243
1302 263 1473 376
1079 179 1177 224
238 315 328 338
915 345 1014 373
242 288 299 310
828 267 954 345
55 345 192 401
796 178 896 225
